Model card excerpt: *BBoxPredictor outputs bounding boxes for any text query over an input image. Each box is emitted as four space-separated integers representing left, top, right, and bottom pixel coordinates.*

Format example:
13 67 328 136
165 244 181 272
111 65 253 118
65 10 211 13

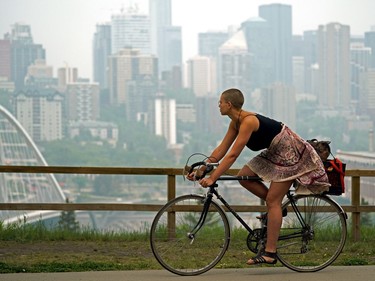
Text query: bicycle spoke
150 194 230 276
277 194 347 272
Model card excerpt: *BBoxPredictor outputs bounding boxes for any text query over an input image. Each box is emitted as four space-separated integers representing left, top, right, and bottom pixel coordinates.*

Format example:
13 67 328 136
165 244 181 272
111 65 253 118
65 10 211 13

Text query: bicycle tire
150 194 230 276
277 194 347 272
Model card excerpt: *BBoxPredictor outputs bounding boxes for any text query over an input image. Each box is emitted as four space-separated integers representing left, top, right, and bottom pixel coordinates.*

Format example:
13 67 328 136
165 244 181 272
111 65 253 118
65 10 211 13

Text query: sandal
246 251 278 265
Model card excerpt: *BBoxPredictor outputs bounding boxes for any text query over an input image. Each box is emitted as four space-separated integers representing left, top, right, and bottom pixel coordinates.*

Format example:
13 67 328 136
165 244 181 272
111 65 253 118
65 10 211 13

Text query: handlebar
183 161 262 182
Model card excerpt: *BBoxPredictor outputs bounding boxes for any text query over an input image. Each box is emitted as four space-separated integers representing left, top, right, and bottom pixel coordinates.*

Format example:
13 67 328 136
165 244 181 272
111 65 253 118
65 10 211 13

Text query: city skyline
1 0 375 80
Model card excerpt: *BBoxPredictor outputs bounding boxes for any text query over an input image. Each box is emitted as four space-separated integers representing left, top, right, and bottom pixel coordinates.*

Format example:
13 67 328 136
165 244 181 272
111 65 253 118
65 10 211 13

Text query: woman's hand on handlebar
199 177 214 188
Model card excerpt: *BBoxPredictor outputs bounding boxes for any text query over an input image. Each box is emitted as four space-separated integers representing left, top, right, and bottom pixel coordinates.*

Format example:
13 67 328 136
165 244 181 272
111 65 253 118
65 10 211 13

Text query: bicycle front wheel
277 194 347 272
150 194 230 276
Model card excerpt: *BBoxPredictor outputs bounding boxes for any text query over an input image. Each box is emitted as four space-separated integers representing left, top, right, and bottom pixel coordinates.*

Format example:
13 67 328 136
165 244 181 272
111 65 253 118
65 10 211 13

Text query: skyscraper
218 30 251 91
259 4 293 85
149 0 182 76
93 23 111 89
15 89 64 142
365 30 375 68
350 42 371 103
0 40 11 80
107 48 158 120
241 17 273 91
111 8 151 55
149 0 171 56
5 23 45 89
198 31 229 59
187 56 216 97
317 23 351 110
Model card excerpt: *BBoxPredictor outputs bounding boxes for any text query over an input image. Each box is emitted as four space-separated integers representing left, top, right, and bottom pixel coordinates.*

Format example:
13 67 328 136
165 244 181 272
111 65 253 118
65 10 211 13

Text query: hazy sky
1 0 375 80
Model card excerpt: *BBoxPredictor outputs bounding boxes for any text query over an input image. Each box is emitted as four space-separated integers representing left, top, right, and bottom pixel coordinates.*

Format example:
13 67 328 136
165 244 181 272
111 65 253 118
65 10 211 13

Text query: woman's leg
247 180 293 264
237 165 268 200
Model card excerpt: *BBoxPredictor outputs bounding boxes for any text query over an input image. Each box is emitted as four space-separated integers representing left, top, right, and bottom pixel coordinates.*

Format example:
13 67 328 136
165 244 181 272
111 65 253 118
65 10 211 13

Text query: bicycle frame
188 176 310 242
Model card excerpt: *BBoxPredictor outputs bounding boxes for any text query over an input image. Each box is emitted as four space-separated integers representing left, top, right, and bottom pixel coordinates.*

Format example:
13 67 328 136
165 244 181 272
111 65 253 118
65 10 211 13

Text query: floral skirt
246 126 330 194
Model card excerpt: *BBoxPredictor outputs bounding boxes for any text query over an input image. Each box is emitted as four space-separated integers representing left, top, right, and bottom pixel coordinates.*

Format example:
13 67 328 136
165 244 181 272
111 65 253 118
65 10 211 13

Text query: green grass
0 221 374 273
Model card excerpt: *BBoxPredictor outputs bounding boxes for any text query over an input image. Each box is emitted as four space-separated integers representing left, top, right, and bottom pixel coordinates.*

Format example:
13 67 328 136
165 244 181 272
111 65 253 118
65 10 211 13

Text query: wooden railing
0 166 375 241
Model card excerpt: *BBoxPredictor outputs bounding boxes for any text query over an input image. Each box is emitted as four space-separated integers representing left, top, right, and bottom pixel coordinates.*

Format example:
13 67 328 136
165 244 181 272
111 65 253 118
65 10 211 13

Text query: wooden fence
0 166 375 241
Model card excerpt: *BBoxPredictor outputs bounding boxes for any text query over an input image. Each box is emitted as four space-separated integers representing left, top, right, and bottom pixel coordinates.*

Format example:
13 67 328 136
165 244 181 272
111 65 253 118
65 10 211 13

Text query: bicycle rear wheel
277 194 347 272
150 194 230 276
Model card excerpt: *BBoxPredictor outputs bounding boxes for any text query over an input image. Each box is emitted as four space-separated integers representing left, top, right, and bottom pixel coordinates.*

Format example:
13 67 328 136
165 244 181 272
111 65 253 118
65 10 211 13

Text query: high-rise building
107 48 158 120
5 23 46 90
360 69 375 116
187 56 216 97
65 83 100 122
218 30 251 91
93 23 111 89
24 59 55 89
259 4 293 85
364 31 375 68
154 96 176 146
350 42 371 104
302 30 318 95
149 0 182 76
111 8 150 55
317 23 351 110
15 89 64 142
198 31 229 58
158 26 182 75
241 17 273 91
57 65 78 91
149 0 171 56
0 40 11 80
260 83 296 130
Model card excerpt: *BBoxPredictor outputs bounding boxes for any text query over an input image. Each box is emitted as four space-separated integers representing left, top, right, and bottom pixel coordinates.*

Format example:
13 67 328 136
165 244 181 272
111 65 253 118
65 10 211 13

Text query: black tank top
245 114 283 151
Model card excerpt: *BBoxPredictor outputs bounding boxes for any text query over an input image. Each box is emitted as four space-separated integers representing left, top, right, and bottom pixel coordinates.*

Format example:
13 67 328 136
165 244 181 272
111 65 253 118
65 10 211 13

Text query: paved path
1 266 374 281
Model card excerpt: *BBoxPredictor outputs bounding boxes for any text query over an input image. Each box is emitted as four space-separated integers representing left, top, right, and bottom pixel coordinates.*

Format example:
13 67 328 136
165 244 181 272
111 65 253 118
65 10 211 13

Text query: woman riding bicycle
187 88 330 265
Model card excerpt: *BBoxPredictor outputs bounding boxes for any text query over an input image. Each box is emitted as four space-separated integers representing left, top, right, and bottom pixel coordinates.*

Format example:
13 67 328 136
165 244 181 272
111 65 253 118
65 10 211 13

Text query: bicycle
150 160 348 276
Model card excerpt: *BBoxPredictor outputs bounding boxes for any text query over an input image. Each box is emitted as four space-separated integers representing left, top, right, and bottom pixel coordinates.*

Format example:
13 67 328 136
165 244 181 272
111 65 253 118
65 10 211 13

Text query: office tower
158 26 182 75
302 30 318 95
149 0 182 76
259 4 293 85
154 96 176 146
93 23 111 89
0 40 11 80
24 59 55 89
195 96 225 135
317 23 351 110
187 56 216 97
111 8 151 55
260 83 296 130
350 42 371 104
65 83 100 122
365 31 375 68
15 89 64 141
241 17 273 91
199 31 229 58
160 65 182 92
360 70 375 116
5 23 46 89
218 30 251 92
149 0 171 55
107 48 158 120
292 56 305 94
57 65 78 91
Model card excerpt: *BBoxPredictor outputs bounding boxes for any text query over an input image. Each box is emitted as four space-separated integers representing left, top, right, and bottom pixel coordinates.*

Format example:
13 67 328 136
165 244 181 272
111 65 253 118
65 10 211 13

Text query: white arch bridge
0 105 65 224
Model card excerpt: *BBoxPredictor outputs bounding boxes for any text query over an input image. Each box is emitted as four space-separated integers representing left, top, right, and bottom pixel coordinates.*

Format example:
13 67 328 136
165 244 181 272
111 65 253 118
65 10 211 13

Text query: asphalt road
1 266 374 281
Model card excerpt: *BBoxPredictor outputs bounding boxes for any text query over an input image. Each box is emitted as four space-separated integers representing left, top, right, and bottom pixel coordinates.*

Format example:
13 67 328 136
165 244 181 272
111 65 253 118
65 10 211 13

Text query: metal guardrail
0 166 374 241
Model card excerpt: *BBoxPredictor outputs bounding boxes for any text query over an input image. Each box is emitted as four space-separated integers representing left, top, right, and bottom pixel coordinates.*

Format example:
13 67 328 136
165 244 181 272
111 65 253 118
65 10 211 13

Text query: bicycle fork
187 190 215 243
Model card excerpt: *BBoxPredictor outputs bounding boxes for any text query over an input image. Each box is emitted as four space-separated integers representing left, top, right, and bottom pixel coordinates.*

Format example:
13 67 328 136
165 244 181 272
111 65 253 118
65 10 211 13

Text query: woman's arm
200 117 257 186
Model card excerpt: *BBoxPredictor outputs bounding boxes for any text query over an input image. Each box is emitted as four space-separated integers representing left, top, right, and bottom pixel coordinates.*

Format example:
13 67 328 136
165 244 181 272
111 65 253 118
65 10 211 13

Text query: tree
58 198 80 232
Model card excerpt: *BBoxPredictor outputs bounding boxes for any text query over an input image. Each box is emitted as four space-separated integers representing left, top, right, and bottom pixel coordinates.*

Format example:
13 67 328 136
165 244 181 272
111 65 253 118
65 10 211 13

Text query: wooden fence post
351 176 360 242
